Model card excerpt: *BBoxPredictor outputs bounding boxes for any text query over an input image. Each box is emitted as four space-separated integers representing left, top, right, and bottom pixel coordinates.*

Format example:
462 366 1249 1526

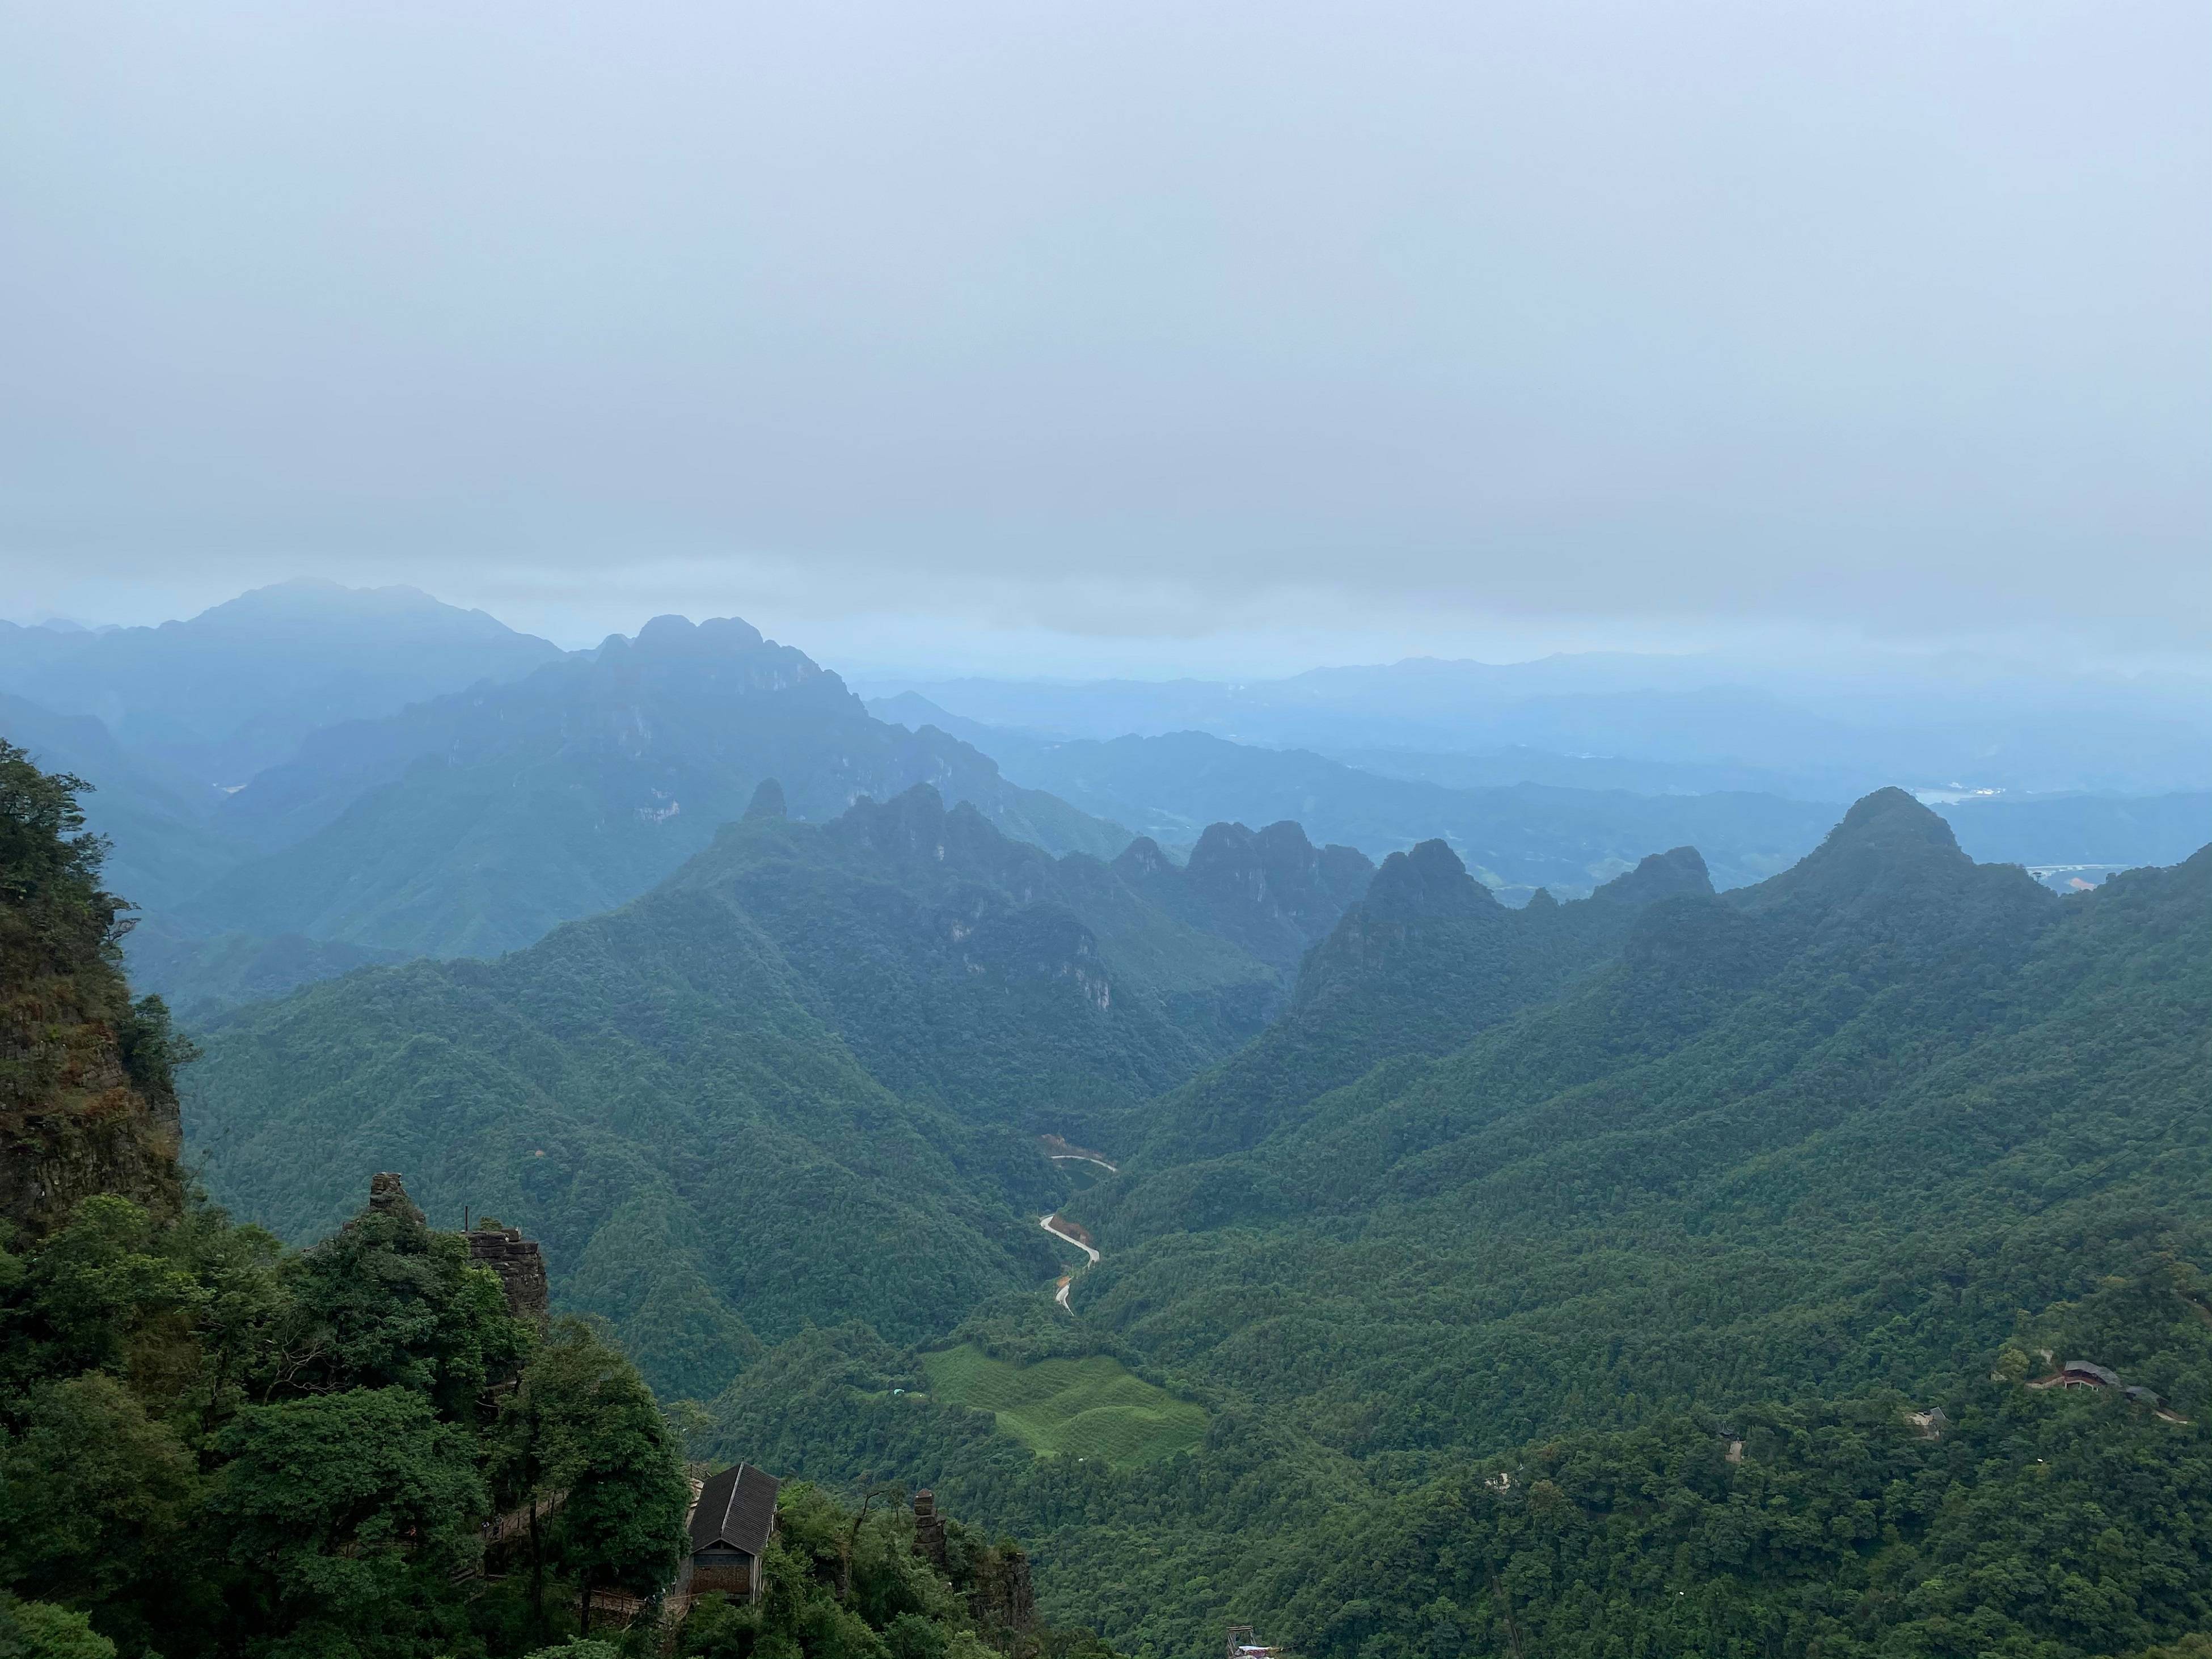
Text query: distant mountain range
3 581 2203 1031
166 614 1127 960
866 651 2212 798
12 580 2205 1658
0 579 563 784
871 693 2212 894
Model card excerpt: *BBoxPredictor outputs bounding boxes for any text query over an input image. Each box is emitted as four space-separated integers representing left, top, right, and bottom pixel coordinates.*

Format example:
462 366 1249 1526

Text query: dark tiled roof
690 1463 779 1556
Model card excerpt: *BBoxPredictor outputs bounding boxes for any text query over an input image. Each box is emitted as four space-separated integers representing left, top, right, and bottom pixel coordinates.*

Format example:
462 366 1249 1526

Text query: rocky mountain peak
1593 845 1714 906
632 613 769 656
1111 836 1176 881
745 778 788 821
1360 838 1498 924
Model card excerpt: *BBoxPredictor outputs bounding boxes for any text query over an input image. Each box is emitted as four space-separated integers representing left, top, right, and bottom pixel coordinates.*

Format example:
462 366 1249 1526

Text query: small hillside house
685 1463 780 1605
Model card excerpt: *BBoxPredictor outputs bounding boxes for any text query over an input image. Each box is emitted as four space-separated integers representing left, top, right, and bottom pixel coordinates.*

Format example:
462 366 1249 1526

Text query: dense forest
175 782 1377 1396
687 795 2212 1656
9 596 2212 1659
0 742 1113 1659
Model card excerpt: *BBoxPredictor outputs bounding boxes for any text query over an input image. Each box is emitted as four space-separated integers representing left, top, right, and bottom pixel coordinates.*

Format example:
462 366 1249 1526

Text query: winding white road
1040 1213 1100 1310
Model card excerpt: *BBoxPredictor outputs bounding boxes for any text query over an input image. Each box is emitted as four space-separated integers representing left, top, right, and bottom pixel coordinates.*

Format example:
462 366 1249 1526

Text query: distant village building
682 1463 780 1606
1228 1625 1285 1659
2028 1359 2122 1391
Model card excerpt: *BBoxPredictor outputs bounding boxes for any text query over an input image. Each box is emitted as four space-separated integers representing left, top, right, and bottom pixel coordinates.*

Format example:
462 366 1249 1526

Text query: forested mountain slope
0 693 247 914
171 613 1128 959
182 784 1324 1396
1135 837 1713 1163
707 792 2212 1658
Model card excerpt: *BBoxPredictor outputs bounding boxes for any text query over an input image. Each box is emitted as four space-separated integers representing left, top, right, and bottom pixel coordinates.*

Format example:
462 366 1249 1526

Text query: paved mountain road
1040 1213 1100 1310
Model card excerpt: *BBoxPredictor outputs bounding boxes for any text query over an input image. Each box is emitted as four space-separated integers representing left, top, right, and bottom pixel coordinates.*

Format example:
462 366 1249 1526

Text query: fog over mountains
5 576 2210 1659
7 5 2206 1652
3 582 2204 1025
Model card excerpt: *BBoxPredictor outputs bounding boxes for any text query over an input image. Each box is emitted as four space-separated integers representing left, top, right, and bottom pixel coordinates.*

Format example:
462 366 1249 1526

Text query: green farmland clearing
920 1343 1207 1467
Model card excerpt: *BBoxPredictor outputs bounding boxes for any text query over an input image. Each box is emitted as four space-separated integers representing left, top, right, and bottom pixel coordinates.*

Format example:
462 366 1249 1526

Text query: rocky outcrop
366 1169 425 1223
1 742 184 1239
911 1489 948 1572
968 1542 1038 1633
344 1172 551 1322
1114 818 1374 976
465 1220 551 1322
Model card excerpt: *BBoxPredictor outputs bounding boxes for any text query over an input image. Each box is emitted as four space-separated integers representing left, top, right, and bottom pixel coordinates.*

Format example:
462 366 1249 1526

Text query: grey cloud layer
1 1 2205 645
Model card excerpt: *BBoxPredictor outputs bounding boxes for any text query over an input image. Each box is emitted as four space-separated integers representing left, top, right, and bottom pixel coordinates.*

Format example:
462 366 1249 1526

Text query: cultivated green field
920 1343 1208 1466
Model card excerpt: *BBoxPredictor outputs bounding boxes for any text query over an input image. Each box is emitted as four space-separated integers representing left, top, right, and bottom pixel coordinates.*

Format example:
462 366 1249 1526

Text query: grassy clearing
920 1343 1208 1466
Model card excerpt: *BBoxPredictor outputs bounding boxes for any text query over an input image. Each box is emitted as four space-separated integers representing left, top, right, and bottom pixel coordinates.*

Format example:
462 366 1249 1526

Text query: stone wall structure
465 1222 551 1322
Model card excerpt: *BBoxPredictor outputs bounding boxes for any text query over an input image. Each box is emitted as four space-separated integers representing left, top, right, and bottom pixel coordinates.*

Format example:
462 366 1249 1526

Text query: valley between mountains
178 776 2212 1659
9 590 2211 1659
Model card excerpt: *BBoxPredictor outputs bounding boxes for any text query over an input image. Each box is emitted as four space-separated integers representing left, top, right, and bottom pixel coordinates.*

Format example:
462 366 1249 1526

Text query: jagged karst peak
1593 845 1714 906
1739 785 1996 917
1252 819 1319 859
1832 785 1963 850
849 783 1001 869
744 778 788 821
364 1170 427 1226
1186 820 1263 887
1111 835 1176 880
632 613 769 655
1360 838 1499 923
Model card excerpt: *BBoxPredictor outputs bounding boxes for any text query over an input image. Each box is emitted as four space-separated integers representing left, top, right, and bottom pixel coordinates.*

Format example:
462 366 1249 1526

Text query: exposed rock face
969 1542 1038 1633
911 1489 948 1572
347 1173 550 1322
366 1170 426 1223
1113 818 1374 976
1 744 184 1238
465 1221 551 1322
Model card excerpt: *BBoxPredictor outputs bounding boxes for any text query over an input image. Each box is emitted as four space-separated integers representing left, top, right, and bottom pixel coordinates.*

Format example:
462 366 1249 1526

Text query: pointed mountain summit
1593 845 1713 906
174 617 1128 960
1147 830 1728 1162
1730 787 2053 961
1361 838 1498 923
744 778 787 821
1113 820 1373 977
0 580 563 784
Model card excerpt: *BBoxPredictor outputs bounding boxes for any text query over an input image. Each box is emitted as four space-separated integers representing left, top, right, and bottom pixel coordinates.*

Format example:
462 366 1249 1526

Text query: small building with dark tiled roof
682 1463 779 1606
2059 1360 2121 1389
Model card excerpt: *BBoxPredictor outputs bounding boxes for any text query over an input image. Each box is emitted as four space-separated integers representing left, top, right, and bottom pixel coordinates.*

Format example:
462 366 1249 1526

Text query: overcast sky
1 2 2205 674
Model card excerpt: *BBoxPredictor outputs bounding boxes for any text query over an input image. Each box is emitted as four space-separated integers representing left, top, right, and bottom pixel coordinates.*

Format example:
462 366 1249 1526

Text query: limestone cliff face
1112 818 1374 977
1 745 185 1238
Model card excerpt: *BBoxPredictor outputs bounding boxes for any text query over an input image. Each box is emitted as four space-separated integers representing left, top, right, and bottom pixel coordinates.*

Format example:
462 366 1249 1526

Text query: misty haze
1 6 2206 1659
